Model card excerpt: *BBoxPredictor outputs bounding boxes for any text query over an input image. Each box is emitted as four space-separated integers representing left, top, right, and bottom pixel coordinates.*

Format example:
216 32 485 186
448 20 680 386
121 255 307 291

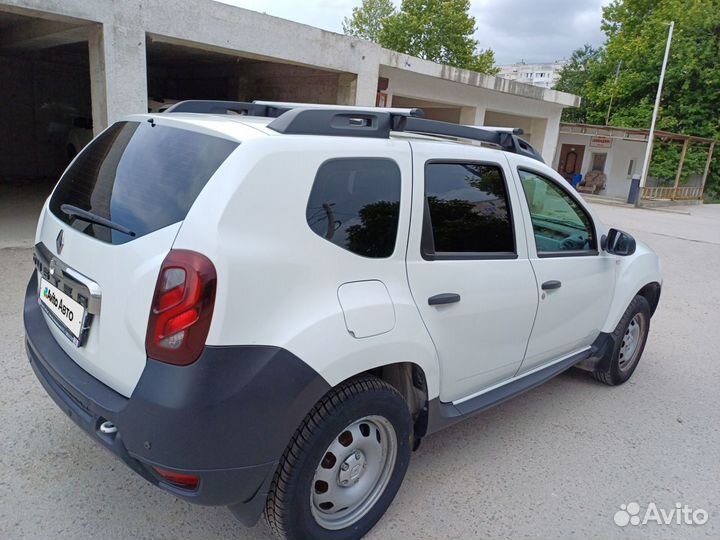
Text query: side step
422 333 614 435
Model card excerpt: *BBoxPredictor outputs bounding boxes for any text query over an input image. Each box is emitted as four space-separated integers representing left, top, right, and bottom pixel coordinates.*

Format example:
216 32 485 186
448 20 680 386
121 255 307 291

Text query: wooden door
557 144 585 181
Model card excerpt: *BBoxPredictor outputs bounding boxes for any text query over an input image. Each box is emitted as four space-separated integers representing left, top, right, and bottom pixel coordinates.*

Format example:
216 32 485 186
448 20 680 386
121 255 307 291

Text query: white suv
24 101 662 540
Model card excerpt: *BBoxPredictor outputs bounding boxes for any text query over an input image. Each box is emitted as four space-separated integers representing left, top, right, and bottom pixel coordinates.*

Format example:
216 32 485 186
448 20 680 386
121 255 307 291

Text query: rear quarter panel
173 136 441 400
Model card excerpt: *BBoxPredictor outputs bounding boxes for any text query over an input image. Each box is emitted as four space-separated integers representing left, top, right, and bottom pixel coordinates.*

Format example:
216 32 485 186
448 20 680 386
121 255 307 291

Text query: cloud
216 0 609 65
472 0 610 64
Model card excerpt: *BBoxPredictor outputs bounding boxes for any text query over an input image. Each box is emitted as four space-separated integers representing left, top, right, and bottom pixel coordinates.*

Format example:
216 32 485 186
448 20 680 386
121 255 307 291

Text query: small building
553 123 717 202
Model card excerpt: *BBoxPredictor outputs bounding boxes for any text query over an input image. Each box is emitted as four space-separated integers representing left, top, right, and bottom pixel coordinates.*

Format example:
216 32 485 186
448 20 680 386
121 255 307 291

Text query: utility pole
636 21 674 206
605 61 622 126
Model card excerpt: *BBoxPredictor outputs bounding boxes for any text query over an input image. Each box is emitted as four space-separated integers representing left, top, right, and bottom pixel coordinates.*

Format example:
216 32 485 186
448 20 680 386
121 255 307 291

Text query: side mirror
603 228 636 256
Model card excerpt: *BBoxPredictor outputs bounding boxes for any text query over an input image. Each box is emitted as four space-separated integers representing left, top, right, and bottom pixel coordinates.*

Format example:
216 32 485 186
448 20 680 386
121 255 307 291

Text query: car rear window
49 121 238 244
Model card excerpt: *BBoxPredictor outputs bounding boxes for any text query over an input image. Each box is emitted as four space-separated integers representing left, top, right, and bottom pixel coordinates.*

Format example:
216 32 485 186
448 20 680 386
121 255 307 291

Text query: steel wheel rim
618 313 645 371
310 415 397 530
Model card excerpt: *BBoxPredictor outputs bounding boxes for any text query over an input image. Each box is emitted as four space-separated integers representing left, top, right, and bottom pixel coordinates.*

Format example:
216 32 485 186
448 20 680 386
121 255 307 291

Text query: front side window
424 162 515 258
518 169 596 255
306 158 401 258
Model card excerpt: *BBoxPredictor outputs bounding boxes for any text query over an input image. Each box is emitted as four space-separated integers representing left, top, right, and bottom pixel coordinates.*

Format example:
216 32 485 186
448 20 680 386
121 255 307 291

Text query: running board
422 333 613 436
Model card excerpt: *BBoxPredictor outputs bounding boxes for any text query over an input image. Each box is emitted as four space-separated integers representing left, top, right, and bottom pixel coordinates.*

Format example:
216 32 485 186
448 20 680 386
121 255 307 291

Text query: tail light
146 250 217 366
152 466 200 490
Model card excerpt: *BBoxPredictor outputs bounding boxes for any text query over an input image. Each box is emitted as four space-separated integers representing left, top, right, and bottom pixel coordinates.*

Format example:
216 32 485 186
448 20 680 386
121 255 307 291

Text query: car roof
123 110 550 175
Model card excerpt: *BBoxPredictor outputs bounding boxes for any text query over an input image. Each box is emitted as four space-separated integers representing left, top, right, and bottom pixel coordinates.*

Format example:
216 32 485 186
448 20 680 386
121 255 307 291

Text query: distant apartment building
498 61 567 89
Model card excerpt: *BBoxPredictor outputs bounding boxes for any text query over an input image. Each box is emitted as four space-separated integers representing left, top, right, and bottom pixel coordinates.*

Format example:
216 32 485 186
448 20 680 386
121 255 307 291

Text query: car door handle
428 293 461 306
541 280 562 291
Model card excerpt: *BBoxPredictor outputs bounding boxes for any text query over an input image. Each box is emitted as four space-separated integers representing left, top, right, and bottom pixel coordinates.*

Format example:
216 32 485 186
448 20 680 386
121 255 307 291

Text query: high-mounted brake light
146 250 216 365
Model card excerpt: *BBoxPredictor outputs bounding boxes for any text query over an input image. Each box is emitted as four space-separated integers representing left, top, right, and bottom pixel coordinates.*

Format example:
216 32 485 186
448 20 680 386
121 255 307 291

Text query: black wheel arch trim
23 272 331 523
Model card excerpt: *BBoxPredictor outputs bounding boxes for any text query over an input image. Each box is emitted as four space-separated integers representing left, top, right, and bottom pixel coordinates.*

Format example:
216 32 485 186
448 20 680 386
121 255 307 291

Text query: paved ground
1 203 719 540
0 180 54 249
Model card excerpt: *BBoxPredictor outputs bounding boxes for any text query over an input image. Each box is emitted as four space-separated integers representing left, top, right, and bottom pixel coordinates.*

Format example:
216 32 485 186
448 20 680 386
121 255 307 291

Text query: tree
342 0 499 75
556 0 720 197
555 45 602 123
342 0 396 42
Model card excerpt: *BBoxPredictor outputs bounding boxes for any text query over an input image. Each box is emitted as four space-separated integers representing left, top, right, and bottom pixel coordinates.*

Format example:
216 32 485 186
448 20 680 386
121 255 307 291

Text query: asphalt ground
1 203 718 539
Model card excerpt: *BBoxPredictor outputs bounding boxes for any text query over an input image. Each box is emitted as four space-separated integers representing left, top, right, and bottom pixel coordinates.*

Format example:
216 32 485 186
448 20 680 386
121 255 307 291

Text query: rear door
34 119 239 397
405 142 539 403
510 163 616 374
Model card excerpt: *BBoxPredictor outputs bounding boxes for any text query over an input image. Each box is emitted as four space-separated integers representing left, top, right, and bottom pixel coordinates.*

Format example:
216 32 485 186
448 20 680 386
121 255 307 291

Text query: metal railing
641 186 704 200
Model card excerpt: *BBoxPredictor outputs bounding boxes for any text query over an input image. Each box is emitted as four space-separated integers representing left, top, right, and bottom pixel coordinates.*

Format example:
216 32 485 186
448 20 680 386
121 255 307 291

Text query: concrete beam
0 0 112 24
141 0 376 76
0 18 90 52
380 49 580 108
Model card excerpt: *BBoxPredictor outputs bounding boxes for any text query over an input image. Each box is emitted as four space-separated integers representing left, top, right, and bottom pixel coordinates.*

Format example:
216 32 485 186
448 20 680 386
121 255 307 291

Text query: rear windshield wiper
60 204 136 237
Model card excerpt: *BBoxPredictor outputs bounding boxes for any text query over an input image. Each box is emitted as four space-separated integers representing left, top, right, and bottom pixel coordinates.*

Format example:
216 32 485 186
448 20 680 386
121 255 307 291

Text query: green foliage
342 0 396 42
556 0 720 197
345 201 400 257
343 0 499 74
555 45 602 123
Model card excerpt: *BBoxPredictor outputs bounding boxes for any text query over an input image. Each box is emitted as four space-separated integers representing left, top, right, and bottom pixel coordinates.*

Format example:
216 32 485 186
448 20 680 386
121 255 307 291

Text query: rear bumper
23 273 329 525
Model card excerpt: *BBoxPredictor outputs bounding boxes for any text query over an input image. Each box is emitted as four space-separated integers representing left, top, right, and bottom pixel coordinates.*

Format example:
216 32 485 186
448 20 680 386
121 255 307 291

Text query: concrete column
354 68 378 106
459 106 485 126
89 22 147 135
540 111 561 164
336 73 358 105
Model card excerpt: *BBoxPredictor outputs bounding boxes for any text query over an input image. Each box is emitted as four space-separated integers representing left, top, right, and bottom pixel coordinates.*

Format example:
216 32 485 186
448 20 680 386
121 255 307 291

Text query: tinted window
518 169 596 253
306 159 401 258
425 163 514 255
49 121 238 244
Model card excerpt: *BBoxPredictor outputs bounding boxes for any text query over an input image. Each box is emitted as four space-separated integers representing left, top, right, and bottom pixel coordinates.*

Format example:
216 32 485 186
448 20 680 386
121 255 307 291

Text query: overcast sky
216 0 610 65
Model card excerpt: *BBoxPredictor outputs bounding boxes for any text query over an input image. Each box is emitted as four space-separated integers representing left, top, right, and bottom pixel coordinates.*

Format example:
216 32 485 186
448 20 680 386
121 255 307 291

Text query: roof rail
162 100 543 162
254 100 424 117
163 100 293 117
164 100 424 118
472 125 524 135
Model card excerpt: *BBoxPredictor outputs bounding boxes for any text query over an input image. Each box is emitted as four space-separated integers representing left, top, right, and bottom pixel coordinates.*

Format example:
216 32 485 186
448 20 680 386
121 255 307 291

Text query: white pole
638 21 675 195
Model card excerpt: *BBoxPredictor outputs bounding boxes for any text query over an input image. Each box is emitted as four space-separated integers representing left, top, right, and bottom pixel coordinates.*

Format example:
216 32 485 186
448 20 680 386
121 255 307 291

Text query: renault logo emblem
56 229 64 254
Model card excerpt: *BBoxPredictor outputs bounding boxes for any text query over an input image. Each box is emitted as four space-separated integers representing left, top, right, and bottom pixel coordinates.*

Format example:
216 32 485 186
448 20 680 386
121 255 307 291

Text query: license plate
39 278 86 343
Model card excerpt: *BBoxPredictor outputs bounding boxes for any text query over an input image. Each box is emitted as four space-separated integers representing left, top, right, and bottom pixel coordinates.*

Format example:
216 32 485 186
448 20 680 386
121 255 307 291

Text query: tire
264 375 412 540
592 295 651 386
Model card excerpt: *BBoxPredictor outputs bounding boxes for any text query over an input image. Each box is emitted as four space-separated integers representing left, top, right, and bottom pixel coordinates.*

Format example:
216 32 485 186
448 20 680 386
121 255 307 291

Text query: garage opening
391 95 465 123
146 38 357 110
0 9 94 247
484 110 547 154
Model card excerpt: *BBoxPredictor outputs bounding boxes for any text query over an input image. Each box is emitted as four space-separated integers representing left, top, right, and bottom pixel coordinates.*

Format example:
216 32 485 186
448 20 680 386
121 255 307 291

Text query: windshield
49 121 238 244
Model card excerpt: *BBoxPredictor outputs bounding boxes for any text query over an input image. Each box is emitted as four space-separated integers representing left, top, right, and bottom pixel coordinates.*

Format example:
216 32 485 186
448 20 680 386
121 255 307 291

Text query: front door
558 144 585 181
513 167 616 373
406 143 539 403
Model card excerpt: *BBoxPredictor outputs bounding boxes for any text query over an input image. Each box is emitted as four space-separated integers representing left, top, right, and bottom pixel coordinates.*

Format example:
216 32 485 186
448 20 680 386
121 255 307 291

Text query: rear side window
49 121 238 244
306 158 401 258
423 162 515 258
